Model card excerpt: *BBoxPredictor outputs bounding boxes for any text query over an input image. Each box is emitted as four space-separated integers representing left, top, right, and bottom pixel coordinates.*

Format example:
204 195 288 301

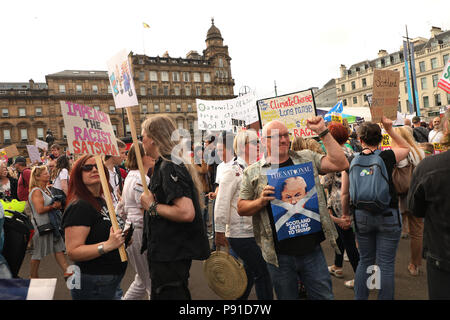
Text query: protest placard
371 69 400 123
257 89 317 138
0 145 19 159
433 142 444 154
196 91 258 131
35 139 48 151
266 162 321 241
381 134 392 151
437 56 450 94
26 145 42 164
331 113 343 123
107 49 139 109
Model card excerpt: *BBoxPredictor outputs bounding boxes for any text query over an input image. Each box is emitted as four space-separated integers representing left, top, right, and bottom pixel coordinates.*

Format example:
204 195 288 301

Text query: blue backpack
349 149 391 214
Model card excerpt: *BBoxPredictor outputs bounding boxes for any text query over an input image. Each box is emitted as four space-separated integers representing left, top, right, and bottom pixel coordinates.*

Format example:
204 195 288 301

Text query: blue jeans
71 273 124 300
228 237 273 300
267 245 333 300
354 208 401 300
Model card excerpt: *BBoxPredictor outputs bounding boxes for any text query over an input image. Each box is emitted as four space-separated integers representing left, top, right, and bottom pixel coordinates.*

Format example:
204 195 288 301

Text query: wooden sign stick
94 155 127 262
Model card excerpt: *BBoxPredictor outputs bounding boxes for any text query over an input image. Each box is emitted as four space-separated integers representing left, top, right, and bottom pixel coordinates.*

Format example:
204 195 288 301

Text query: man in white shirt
428 117 444 143
103 140 127 208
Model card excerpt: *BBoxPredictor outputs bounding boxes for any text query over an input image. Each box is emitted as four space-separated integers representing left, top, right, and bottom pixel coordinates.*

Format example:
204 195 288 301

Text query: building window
93 106 101 111
172 72 180 82
76 85 82 93
435 94 441 106
444 54 449 65
218 58 224 68
35 107 42 116
109 106 115 114
37 128 44 139
185 86 191 96
150 71 158 81
163 86 169 96
141 104 147 113
432 74 439 87
343 99 347 106
431 58 438 69
223 87 228 95
421 77 427 90
154 104 159 112
419 61 426 72
187 104 192 112
174 86 180 96
140 86 146 95
193 72 201 82
188 120 194 133
139 71 145 81
2 108 8 117
353 97 357 104
177 120 184 129
423 96 429 108
161 71 169 82
196 86 201 96
20 128 28 141
203 73 211 83
126 124 131 135
398 101 402 112
177 104 181 112
363 94 368 102
351 81 356 90
404 82 408 94
59 85 66 93
62 127 67 139
19 108 26 117
152 86 158 96
108 85 112 94
206 87 211 96
112 125 118 136
183 72 190 82
362 78 367 87
165 104 171 112
92 85 98 93
341 84 345 93
3 129 11 143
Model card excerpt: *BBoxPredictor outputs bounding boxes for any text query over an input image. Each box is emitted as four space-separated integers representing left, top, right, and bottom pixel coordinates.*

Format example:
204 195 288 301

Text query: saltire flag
0 278 57 300
143 22 150 29
438 57 450 94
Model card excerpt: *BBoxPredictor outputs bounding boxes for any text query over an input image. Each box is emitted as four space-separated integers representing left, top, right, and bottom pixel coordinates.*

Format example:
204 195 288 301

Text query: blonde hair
291 137 325 154
393 126 424 161
142 115 204 208
233 129 258 157
29 165 48 192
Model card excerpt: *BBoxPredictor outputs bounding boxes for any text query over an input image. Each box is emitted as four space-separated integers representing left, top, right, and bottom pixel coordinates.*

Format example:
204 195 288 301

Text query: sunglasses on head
81 164 98 172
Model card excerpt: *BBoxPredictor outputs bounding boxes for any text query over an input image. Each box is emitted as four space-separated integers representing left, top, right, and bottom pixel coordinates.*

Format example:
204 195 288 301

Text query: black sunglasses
81 164 98 172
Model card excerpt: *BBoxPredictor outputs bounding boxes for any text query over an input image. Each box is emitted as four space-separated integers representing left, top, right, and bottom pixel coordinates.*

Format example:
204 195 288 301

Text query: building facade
0 20 235 155
336 26 450 122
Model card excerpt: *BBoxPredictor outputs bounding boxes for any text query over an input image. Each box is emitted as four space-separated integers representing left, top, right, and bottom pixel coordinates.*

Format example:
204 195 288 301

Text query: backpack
392 155 415 196
349 149 391 214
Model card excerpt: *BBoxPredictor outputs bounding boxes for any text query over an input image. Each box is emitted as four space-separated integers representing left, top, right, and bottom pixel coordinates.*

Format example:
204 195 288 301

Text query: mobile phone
122 221 134 248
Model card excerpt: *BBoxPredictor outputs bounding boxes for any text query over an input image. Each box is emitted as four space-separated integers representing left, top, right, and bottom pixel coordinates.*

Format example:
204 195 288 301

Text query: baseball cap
13 156 27 165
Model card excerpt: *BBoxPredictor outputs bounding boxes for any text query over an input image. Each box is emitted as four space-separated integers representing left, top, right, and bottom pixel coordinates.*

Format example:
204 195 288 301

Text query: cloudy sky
1 0 449 100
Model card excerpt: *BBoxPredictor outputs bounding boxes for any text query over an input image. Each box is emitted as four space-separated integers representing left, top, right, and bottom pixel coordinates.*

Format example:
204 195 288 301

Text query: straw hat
203 248 247 300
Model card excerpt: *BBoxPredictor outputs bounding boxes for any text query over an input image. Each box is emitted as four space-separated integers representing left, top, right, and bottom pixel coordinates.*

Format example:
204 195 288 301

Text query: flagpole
142 25 145 55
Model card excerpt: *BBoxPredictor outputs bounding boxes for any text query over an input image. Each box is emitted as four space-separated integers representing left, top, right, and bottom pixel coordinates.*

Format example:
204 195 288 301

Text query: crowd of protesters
0 109 449 300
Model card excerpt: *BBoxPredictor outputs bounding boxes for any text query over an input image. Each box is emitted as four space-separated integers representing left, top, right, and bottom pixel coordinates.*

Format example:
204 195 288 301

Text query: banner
403 41 414 114
409 43 421 115
107 49 138 109
196 91 258 131
35 139 48 151
0 279 57 300
438 56 450 94
266 162 322 241
60 101 119 156
371 69 400 123
257 89 317 138
26 145 41 164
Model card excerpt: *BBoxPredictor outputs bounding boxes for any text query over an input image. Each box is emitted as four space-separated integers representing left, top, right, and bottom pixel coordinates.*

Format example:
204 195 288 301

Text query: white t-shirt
215 159 234 185
428 130 444 144
52 168 69 191
108 168 121 207
122 170 150 227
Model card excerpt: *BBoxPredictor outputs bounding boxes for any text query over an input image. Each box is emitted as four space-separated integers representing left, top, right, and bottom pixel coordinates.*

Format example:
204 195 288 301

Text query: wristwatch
97 244 106 255
318 128 329 139
148 201 159 217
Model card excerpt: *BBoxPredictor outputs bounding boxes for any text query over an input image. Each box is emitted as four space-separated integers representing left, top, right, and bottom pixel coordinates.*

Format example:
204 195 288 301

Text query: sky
1 0 449 100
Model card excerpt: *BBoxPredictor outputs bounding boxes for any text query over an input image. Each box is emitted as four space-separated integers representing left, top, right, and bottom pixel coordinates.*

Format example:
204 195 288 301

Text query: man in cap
14 157 32 202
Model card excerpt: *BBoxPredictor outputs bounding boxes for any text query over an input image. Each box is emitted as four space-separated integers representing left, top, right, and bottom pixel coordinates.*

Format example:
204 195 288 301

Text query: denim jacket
239 150 339 267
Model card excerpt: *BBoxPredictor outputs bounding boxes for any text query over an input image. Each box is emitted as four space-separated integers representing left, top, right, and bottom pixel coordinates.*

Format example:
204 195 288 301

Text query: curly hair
357 122 382 147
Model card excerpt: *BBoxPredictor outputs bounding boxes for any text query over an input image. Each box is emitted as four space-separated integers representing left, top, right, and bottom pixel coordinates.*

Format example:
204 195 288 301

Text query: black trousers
149 259 192 300
427 258 450 300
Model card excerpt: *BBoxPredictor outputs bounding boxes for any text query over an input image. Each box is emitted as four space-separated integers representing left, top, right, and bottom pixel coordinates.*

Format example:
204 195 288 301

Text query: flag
0 279 57 300
438 57 450 94
323 100 343 121
143 22 150 29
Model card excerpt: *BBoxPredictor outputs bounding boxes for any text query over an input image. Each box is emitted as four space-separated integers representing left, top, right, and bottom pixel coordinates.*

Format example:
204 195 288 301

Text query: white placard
26 145 42 163
35 138 48 151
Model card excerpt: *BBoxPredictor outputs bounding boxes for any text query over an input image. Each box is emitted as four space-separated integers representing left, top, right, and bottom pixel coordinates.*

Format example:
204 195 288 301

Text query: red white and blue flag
438 57 450 94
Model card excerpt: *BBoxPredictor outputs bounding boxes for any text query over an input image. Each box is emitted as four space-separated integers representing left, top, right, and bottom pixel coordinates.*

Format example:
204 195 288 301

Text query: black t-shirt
143 155 210 262
378 149 398 209
266 158 325 257
62 198 128 275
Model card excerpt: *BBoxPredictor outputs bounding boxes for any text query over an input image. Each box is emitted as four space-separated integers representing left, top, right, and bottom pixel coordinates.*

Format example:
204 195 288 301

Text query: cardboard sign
26 145 42 164
257 89 317 138
35 139 48 151
0 145 19 159
107 49 139 109
371 69 400 123
60 101 119 156
196 91 258 131
437 56 450 94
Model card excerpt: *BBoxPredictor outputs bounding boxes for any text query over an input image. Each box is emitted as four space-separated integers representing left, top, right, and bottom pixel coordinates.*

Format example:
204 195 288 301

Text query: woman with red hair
62 154 128 300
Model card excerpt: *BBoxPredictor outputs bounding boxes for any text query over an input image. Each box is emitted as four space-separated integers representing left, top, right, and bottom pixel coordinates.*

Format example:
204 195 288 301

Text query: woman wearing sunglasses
62 155 128 300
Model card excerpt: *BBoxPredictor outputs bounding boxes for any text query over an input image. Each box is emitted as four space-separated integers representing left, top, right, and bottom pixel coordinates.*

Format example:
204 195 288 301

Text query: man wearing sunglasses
237 117 348 300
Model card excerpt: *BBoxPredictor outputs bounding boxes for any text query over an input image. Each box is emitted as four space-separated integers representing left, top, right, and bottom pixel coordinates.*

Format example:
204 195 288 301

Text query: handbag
34 220 55 236
392 156 415 196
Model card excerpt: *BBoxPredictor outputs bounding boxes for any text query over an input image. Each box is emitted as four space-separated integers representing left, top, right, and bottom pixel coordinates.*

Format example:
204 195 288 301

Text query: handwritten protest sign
0 145 19 159
196 91 258 131
437 56 450 94
381 134 391 151
257 89 317 138
26 145 42 164
60 101 119 156
371 69 400 123
107 49 138 109
35 139 48 151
